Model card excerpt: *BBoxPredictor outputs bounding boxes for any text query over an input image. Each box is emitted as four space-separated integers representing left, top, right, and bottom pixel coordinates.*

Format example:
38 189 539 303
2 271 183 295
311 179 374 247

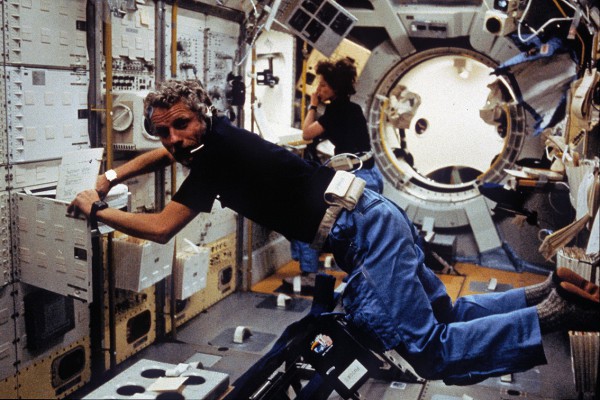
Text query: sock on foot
524 273 555 306
536 289 600 334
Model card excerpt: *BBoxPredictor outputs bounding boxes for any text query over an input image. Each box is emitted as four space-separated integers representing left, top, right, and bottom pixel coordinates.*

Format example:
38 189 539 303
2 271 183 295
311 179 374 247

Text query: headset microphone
189 144 204 154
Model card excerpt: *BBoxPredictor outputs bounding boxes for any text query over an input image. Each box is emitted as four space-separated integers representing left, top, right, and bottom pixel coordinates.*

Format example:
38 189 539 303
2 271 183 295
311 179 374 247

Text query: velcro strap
328 156 356 171
311 171 366 249
311 205 343 250
327 152 373 171
324 170 366 210
358 151 373 162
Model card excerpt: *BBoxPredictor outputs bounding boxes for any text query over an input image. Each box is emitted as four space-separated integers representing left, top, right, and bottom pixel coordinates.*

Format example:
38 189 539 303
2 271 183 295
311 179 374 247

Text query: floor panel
71 263 584 400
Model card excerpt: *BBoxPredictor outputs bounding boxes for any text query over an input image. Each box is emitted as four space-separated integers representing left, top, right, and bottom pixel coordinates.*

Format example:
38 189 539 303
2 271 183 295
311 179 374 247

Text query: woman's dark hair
315 57 357 98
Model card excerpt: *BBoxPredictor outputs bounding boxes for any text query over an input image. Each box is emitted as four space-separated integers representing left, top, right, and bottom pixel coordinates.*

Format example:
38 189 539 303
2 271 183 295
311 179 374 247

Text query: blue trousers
327 189 547 385
291 165 384 274
291 240 320 273
354 164 384 194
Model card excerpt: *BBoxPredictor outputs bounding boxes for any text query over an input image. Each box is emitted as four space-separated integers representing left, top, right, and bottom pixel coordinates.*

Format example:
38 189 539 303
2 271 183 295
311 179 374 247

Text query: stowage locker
14 193 93 303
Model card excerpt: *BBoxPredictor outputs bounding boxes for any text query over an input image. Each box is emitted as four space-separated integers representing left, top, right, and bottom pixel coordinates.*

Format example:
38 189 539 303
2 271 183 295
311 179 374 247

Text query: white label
338 359 367 389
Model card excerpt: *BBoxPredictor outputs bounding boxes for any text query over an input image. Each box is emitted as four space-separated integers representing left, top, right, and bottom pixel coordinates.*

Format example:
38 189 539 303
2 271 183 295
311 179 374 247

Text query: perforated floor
72 263 582 400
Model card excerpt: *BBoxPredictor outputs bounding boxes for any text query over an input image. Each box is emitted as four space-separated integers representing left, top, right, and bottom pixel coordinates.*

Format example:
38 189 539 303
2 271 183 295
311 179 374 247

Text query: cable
551 0 587 67
517 16 573 43
517 0 572 42
516 0 587 68
236 0 265 67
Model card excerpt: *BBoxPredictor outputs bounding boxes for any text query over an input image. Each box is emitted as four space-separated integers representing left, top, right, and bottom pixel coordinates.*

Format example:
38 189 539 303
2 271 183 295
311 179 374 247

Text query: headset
144 79 215 137
143 101 215 139
143 105 156 137
143 102 215 156
142 81 217 160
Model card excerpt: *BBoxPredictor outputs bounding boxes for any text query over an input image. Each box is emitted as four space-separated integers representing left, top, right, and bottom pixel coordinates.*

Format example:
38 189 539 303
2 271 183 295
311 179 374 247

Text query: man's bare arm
97 147 174 197
68 189 198 244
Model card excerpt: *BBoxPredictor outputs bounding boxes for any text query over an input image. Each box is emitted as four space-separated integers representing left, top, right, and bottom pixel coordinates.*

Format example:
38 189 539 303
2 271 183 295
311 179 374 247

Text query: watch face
105 170 117 182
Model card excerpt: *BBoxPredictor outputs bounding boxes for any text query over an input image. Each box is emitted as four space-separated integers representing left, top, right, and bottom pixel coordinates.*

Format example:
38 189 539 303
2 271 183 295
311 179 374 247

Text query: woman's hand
310 91 320 107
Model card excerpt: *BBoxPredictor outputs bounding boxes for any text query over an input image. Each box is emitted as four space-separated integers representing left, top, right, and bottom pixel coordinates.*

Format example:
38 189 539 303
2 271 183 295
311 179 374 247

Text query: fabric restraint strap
311 171 366 249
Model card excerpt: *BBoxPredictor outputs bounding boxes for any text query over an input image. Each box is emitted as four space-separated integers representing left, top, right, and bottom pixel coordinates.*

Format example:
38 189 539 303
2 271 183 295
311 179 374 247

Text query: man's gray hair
144 80 213 120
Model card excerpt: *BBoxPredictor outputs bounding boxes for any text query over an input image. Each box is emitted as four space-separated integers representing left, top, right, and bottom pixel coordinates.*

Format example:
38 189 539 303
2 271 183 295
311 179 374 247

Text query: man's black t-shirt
172 116 336 243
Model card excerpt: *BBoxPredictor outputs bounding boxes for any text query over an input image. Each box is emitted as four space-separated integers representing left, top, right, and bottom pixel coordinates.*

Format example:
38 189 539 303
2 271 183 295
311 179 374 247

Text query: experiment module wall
0 1 250 397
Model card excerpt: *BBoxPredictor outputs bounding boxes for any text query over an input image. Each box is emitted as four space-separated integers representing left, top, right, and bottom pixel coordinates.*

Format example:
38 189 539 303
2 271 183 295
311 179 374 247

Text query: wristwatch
105 169 118 183
90 200 108 229
308 105 318 111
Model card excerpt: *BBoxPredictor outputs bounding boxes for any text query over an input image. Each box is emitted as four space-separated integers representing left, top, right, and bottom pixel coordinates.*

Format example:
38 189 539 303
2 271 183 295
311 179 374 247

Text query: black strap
89 201 107 231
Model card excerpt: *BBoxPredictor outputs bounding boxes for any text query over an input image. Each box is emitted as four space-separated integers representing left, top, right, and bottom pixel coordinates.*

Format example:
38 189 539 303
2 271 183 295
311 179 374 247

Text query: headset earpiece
197 103 212 120
143 101 213 137
143 105 156 136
